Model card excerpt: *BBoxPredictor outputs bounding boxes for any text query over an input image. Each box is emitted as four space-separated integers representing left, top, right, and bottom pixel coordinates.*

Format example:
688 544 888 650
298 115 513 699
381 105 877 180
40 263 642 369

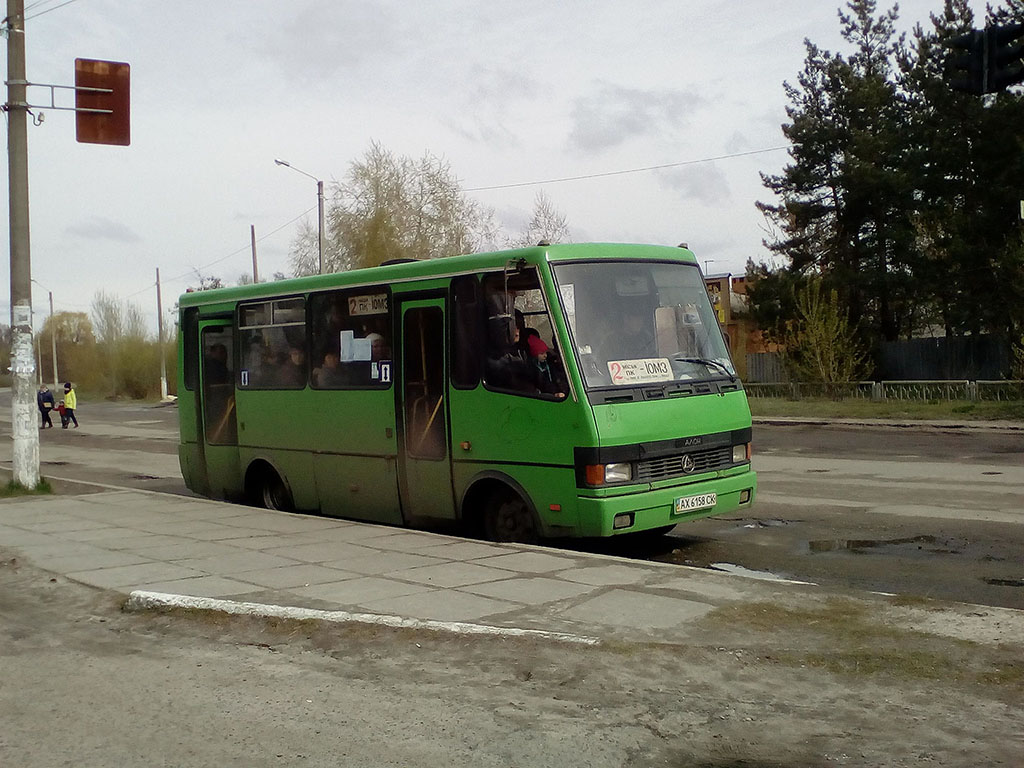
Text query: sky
1 0 991 335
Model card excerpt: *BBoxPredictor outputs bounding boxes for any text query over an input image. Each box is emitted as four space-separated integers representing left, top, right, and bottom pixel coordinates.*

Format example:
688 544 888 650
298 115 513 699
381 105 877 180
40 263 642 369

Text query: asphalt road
3 391 1022 610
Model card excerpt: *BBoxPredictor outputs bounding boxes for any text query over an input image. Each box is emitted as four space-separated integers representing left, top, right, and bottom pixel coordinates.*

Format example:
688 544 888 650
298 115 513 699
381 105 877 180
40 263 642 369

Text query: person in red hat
526 335 567 398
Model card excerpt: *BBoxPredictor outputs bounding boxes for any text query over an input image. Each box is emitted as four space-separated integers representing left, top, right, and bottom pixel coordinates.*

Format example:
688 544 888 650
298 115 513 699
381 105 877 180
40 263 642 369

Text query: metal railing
745 380 1024 402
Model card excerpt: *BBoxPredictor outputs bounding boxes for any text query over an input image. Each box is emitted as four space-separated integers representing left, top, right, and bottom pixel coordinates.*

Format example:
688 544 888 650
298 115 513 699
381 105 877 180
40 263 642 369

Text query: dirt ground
1 553 1021 767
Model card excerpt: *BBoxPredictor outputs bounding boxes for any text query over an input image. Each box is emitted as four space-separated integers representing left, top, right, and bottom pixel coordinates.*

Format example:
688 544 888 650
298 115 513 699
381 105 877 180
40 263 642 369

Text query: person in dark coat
37 385 55 428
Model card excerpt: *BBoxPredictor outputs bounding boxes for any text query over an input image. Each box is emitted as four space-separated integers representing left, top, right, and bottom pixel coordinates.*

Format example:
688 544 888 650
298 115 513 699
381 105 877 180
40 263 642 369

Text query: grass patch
749 397 1024 421
705 599 1023 685
1 478 53 497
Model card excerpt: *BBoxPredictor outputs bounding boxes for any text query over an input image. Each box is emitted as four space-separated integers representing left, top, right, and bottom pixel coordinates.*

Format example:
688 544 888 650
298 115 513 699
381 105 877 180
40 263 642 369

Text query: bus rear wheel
483 489 538 544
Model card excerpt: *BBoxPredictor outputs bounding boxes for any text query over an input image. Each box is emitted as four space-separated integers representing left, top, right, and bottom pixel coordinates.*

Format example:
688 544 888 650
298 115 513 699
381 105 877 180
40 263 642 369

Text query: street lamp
274 158 325 275
31 279 59 389
703 259 715 274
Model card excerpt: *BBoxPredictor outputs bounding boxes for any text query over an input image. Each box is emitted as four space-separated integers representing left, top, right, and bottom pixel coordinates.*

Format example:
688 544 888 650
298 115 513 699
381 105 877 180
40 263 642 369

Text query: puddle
981 471 1003 475
131 474 161 481
43 460 69 466
982 577 1024 587
741 519 792 529
806 469 831 473
807 534 951 554
708 562 795 582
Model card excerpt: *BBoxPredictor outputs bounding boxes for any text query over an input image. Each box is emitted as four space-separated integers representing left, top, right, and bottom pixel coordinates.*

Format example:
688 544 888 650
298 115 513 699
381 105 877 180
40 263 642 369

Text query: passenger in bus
526 335 568 398
315 350 347 388
276 346 307 388
485 324 537 393
514 309 540 356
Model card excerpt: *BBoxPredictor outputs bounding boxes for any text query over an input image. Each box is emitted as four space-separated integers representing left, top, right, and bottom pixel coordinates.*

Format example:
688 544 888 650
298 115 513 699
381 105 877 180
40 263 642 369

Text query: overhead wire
25 0 82 21
464 146 790 191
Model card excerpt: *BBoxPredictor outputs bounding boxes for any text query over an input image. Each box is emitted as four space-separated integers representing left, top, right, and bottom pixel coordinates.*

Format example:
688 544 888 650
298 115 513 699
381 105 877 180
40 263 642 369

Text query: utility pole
47 290 58 388
6 0 39 487
156 268 167 400
317 179 325 275
250 224 259 283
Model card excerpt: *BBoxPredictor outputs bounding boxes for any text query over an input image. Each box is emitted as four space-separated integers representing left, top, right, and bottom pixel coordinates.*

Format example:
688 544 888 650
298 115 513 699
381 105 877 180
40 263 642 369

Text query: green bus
177 242 756 543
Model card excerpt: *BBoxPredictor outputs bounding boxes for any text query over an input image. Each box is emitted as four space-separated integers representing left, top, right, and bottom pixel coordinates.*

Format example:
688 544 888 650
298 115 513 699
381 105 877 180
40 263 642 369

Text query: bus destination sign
349 294 388 316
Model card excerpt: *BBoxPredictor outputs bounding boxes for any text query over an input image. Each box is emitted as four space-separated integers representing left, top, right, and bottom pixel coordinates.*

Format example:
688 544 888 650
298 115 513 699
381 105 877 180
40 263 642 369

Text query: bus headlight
732 443 751 463
604 463 632 483
584 462 633 485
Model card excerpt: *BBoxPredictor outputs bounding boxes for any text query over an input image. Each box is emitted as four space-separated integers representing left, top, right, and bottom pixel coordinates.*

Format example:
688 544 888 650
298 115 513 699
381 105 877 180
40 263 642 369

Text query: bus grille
636 446 733 482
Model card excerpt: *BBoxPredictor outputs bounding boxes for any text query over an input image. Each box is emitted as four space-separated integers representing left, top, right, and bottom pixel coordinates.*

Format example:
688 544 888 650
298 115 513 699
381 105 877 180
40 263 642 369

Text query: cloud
260 1 398 79
568 82 707 152
64 217 143 244
656 163 731 206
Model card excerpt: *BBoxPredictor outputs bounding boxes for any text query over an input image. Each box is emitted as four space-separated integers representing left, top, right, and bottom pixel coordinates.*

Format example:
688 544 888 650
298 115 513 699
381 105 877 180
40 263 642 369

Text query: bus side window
238 298 307 389
479 269 565 399
310 288 392 389
451 275 481 388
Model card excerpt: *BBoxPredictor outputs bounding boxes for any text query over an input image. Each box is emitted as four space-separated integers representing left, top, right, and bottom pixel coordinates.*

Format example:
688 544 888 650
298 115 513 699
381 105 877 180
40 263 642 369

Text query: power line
25 0 82 21
123 205 318 300
464 146 790 192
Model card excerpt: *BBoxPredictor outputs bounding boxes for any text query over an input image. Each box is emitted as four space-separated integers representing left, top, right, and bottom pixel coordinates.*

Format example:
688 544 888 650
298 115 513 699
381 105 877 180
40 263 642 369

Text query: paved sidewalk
753 416 1024 432
2 489 1022 647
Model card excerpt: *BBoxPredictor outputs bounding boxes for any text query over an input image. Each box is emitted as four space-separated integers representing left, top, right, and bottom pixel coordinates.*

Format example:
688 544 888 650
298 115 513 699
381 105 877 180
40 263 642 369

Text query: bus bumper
575 469 757 537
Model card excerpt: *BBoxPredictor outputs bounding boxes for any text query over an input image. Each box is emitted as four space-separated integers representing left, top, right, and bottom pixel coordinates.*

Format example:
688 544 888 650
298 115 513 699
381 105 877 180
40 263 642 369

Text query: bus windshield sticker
608 358 672 385
348 294 388 316
339 330 373 361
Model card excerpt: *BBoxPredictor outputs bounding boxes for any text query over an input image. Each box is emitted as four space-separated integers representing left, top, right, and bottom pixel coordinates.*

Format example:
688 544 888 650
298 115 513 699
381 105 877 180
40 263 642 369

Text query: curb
124 590 601 646
752 417 1024 432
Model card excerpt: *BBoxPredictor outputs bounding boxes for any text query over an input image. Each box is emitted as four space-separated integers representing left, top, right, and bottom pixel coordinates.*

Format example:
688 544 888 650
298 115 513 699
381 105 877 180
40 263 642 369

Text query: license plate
674 493 717 514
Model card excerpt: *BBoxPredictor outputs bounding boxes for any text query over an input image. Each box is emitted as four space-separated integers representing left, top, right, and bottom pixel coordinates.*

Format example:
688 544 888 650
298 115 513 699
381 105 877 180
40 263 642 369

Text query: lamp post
31 279 58 389
274 158 324 275
703 259 715 274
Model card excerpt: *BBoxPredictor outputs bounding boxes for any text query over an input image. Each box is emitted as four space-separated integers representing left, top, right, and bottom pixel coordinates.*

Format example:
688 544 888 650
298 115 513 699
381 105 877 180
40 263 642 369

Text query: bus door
199 320 241 499
397 297 455 520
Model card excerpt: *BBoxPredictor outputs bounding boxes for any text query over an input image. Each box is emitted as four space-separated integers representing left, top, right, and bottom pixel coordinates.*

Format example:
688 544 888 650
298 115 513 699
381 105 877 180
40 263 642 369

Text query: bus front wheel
484 489 538 544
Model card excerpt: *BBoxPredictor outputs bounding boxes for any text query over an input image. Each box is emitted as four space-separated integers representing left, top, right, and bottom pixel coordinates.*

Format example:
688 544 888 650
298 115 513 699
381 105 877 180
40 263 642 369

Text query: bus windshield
552 260 735 389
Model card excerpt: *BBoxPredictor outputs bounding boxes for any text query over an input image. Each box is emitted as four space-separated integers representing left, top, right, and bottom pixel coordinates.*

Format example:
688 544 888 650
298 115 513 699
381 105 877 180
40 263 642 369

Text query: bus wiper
672 356 736 382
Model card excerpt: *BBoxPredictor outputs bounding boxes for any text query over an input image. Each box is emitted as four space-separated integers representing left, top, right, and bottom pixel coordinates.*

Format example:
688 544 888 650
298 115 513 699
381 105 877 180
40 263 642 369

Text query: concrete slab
419 540 515 560
389 561 513 588
16 517 113 534
469 550 578 574
66 561 206 589
263 541 380 563
174 550 299 575
238 564 357 590
354 531 465 553
322 551 447 575
360 589 518 623
560 564 660 586
291 576 431 605
100 534 195 551
561 589 715 629
133 575 261 599
30 550 151 574
459 576 599 604
131 540 251 561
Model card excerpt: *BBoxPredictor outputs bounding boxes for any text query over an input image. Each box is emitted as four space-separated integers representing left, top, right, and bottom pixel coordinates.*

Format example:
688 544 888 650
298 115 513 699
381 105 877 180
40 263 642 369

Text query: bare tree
508 191 571 248
289 141 499 275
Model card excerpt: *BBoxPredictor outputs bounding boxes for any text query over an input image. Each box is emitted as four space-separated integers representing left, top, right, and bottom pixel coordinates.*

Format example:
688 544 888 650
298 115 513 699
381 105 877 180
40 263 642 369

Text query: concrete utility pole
156 268 167 400
47 290 58 388
250 224 259 283
6 0 40 486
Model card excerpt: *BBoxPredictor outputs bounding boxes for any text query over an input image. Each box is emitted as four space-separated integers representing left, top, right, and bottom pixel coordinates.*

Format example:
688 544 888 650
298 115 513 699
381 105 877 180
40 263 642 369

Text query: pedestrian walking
62 381 79 428
37 385 55 428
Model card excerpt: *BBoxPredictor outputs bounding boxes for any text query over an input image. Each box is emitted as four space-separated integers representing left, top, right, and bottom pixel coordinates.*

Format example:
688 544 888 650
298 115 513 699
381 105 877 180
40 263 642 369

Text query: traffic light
947 29 986 94
987 22 1024 92
946 24 1024 95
